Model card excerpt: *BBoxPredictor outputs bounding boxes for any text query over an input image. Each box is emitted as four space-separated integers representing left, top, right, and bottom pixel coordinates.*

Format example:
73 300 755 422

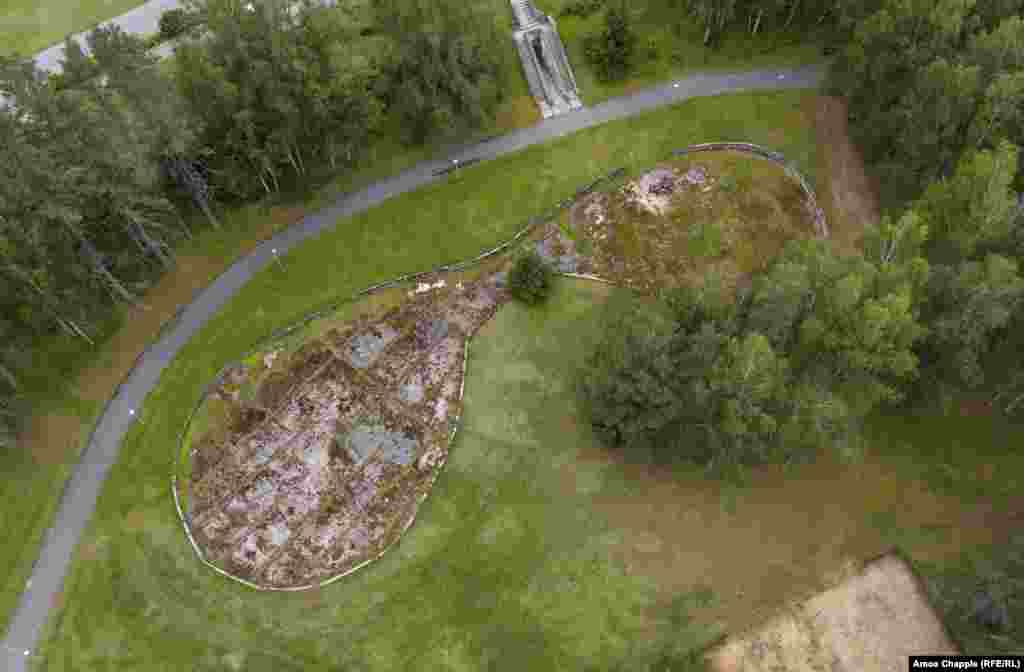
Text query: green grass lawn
27 89 818 670
0 396 99 638
0 0 151 57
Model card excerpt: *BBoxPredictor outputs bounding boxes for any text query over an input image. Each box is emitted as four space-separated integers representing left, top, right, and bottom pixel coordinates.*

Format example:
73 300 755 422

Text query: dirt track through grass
808 95 880 255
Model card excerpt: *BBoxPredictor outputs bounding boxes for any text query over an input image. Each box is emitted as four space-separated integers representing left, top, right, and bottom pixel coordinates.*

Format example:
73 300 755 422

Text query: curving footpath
1 64 825 671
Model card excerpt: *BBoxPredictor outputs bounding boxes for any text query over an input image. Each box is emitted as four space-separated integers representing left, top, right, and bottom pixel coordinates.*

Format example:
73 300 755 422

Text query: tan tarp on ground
706 551 959 672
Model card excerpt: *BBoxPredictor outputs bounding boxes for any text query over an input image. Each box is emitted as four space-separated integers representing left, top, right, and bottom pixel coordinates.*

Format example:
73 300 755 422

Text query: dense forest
576 0 1024 469
1 0 1023 457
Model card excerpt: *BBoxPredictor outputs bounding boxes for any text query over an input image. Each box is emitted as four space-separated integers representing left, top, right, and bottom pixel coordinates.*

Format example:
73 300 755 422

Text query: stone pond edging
172 142 827 591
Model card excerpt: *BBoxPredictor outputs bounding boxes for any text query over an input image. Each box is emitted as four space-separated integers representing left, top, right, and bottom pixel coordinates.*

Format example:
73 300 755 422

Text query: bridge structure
510 0 584 119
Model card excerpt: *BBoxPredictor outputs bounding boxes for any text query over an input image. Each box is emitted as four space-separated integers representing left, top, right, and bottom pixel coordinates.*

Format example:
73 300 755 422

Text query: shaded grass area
0 398 99 637
915 534 1024 655
29 90 817 669
536 0 828 105
862 375 1024 655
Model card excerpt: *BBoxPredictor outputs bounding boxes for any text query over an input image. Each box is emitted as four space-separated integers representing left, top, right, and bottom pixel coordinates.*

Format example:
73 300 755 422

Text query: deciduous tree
924 254 1024 387
915 140 1020 260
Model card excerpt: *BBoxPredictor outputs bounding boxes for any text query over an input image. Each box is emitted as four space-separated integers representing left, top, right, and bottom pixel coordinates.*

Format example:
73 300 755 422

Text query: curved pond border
172 142 827 591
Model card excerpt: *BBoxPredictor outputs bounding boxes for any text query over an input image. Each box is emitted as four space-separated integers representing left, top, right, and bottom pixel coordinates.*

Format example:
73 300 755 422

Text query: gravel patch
345 423 418 467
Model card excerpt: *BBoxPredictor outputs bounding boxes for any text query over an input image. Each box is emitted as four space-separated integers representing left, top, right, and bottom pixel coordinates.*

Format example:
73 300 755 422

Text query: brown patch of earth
124 509 148 533
79 541 100 561
959 397 994 418
492 95 542 131
565 151 818 300
301 587 325 610
807 95 880 256
617 79 650 97
565 442 1024 642
18 413 85 466
706 552 959 672
184 273 511 588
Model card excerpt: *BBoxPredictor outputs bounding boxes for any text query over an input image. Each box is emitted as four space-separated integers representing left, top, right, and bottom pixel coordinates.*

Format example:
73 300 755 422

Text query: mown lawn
28 89 817 670
0 0 151 57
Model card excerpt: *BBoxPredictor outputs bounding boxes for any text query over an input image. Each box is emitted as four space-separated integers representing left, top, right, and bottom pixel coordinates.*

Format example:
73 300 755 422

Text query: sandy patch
706 552 958 672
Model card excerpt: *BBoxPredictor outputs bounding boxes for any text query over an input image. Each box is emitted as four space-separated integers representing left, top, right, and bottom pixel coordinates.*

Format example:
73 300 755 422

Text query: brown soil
20 413 86 466
492 95 542 131
706 553 959 672
566 442 1024 642
78 541 100 561
959 397 995 418
74 252 224 404
807 96 881 256
123 509 148 533
184 273 513 588
566 151 819 299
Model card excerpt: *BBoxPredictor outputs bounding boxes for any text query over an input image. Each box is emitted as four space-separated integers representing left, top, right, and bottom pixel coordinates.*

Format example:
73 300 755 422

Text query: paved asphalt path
27 0 182 74
0 0 182 110
2 63 825 670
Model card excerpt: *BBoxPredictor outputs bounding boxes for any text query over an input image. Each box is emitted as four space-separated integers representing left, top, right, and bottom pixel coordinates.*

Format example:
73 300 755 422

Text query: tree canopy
577 239 929 470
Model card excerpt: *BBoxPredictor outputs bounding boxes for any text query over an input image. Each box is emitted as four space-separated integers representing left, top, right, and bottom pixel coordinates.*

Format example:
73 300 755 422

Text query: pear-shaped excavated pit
180 151 821 588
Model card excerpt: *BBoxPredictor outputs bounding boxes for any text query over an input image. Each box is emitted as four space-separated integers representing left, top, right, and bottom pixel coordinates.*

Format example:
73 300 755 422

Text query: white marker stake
271 248 285 272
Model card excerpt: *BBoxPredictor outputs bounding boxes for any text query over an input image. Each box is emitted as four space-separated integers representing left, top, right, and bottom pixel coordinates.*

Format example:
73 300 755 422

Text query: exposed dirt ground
183 267 516 588
562 439 1024 649
706 553 959 671
564 150 819 298
807 96 881 256
181 158 824 588
492 95 543 131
